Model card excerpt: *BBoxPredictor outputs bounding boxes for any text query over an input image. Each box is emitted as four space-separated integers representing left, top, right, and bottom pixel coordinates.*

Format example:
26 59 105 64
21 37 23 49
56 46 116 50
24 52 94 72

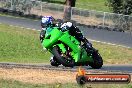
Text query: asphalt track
0 63 132 73
0 15 132 48
0 15 132 73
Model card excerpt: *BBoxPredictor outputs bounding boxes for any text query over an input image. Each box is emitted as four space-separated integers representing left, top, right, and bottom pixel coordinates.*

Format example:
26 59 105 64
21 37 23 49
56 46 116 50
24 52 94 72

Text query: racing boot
40 29 47 50
40 29 46 43
82 38 98 54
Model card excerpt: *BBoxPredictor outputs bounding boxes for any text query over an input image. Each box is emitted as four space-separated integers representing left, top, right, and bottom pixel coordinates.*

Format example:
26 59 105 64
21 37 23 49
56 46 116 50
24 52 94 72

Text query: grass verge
46 0 110 12
93 42 132 64
0 24 51 63
0 79 132 88
0 24 132 64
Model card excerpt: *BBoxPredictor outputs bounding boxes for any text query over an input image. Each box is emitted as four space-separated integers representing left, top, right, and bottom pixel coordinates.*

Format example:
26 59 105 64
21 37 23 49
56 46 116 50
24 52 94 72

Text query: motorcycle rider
40 16 94 54
60 22 94 53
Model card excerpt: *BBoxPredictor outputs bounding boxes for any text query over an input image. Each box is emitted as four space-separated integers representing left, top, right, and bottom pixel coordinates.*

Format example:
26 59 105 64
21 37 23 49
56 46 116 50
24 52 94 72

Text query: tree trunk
63 0 76 22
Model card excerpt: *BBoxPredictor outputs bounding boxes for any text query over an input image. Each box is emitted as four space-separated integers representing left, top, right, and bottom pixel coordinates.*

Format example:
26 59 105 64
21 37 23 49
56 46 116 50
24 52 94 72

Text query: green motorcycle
40 26 103 68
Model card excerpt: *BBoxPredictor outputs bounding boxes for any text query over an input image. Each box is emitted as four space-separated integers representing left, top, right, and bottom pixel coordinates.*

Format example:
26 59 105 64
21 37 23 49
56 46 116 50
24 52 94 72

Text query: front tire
52 46 74 67
50 56 60 67
89 51 103 69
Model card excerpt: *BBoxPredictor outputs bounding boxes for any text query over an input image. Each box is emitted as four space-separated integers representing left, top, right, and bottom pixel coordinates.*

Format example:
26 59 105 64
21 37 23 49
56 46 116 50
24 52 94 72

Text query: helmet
41 16 54 28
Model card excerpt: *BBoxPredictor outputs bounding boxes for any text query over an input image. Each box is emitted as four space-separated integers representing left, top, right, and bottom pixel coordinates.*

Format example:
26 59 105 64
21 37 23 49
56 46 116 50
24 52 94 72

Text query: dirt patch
0 68 77 84
0 67 131 84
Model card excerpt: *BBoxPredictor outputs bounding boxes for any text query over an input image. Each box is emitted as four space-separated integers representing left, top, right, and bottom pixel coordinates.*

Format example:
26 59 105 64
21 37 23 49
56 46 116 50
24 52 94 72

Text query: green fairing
42 27 62 48
57 43 66 54
42 27 93 63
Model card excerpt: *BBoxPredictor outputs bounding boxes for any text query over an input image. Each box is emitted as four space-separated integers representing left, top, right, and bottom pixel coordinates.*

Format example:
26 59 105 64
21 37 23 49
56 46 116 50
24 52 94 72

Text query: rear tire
52 46 74 67
89 51 103 69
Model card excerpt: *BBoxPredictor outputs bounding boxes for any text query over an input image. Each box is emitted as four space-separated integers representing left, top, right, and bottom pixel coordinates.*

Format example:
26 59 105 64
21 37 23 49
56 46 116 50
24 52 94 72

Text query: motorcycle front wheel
89 50 103 69
50 56 60 67
52 46 74 67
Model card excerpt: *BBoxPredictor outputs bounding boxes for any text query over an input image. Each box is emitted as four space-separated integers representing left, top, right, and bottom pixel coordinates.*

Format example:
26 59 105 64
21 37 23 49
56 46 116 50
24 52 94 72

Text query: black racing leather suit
67 25 94 53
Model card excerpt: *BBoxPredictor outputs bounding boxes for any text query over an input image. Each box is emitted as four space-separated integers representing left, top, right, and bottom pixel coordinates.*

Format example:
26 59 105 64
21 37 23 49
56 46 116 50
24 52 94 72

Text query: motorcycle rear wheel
52 46 74 67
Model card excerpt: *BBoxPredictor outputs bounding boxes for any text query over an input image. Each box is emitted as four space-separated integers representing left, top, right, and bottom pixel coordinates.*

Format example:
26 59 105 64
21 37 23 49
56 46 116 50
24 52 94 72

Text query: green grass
0 24 132 64
0 24 51 63
92 42 132 64
76 0 110 12
0 79 132 88
45 0 110 12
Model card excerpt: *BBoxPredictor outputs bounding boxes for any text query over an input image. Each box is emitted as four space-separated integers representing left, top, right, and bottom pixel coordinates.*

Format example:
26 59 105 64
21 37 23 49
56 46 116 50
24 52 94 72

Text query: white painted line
0 23 131 49
0 14 39 21
20 27 24 29
37 30 41 31
9 25 13 27
26 28 31 30
88 39 131 49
